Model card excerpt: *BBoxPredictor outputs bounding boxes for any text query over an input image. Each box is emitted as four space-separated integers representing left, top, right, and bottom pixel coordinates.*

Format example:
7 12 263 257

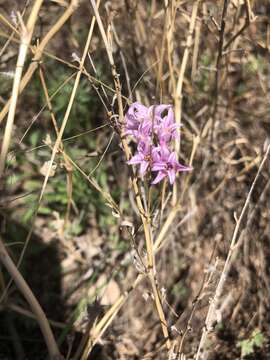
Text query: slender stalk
210 0 229 138
38 66 73 228
83 122 200 354
0 0 44 178
38 0 98 206
224 0 254 51
87 1 171 355
172 0 200 205
81 203 179 356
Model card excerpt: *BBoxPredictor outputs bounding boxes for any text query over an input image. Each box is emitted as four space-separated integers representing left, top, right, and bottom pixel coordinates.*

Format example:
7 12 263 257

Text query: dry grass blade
172 0 200 205
0 0 44 178
62 152 119 213
38 0 98 204
0 0 99 306
0 0 79 125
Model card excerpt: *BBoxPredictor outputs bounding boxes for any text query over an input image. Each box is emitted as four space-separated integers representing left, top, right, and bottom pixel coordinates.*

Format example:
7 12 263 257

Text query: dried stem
0 0 98 306
0 0 44 178
224 0 255 51
0 0 79 125
172 0 200 205
38 65 73 228
210 0 229 138
85 1 171 356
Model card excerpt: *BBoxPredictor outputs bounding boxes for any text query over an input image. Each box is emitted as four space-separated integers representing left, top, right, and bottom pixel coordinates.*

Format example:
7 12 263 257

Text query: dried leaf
40 161 57 177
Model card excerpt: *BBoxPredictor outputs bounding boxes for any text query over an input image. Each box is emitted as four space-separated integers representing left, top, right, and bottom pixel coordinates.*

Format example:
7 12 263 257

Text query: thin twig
210 0 229 139
224 0 255 51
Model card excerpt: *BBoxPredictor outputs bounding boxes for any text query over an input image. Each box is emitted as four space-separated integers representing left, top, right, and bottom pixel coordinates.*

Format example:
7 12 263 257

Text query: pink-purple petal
140 161 149 176
125 102 192 185
127 153 144 165
152 171 167 184
168 169 176 184
168 151 177 163
179 164 193 172
149 104 172 118
160 145 170 159
129 102 148 119
152 163 166 171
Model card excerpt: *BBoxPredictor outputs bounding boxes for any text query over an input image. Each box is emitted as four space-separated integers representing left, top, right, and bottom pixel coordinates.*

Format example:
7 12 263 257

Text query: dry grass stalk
38 0 98 206
0 0 79 125
38 66 74 227
82 119 200 355
172 0 201 205
84 1 171 355
0 0 44 178
0 0 97 306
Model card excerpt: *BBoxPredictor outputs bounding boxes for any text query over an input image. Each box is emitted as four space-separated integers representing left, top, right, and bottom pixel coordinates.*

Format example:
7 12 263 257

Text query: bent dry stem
0 237 61 359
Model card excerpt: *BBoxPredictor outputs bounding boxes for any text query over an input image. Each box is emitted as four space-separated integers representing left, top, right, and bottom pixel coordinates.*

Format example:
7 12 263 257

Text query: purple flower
124 102 192 185
135 119 152 144
127 142 159 177
152 146 192 185
155 107 180 144
125 102 149 136
148 104 172 121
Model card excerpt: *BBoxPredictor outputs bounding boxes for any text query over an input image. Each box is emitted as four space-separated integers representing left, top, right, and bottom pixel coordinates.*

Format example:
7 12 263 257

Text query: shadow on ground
0 213 64 359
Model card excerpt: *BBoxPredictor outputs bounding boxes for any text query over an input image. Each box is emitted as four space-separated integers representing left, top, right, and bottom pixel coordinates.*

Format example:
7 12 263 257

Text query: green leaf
29 131 40 147
252 329 265 348
237 329 265 358
239 339 254 357
38 207 51 215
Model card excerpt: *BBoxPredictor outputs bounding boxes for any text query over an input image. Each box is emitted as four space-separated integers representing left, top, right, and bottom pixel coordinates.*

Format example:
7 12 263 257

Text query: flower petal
168 169 176 184
140 160 149 176
166 107 174 122
152 171 167 184
132 102 148 116
137 140 151 154
168 151 177 163
127 153 144 165
179 164 193 172
127 102 148 122
149 104 172 119
160 145 170 159
152 162 166 171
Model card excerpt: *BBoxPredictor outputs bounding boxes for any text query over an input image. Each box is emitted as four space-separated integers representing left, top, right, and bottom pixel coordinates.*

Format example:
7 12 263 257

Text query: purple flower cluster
125 102 192 185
